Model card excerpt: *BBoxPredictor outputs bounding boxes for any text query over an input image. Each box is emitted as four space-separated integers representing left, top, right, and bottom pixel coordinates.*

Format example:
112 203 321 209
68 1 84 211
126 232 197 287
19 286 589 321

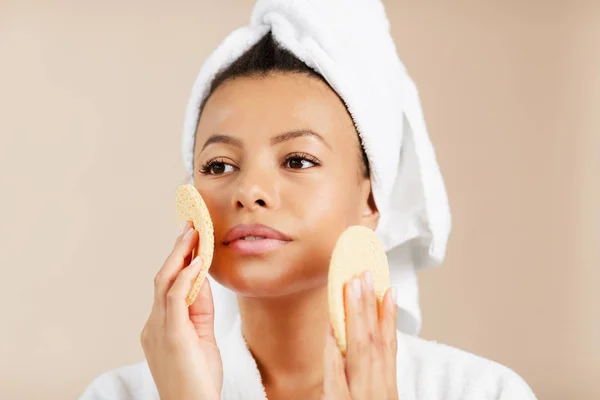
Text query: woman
80 2 536 399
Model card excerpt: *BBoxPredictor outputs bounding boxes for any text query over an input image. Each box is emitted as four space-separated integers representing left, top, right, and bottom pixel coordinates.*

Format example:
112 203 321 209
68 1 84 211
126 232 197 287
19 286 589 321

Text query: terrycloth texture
181 0 451 340
79 316 537 399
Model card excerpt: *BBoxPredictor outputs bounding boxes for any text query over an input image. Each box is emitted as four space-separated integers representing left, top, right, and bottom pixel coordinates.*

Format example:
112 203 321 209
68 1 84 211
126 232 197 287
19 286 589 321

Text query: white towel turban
181 0 451 342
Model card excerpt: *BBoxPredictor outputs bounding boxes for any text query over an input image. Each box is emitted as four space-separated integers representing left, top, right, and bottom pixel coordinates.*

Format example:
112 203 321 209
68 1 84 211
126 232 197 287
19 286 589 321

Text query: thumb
188 275 217 344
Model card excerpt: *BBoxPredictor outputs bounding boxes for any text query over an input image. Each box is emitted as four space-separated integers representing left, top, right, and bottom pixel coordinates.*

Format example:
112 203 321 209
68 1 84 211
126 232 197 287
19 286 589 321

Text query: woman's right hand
141 221 223 400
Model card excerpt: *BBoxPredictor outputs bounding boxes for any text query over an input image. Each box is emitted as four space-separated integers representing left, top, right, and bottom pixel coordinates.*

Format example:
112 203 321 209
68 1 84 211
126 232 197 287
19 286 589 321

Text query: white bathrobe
79 316 536 399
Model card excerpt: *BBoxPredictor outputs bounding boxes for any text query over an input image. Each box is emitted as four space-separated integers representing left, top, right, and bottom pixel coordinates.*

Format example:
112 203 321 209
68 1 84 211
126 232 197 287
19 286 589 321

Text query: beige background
1 1 598 399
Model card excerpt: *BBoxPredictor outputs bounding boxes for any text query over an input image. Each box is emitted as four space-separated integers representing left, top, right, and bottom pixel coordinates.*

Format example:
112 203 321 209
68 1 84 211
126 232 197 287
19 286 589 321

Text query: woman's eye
285 157 316 169
203 161 235 175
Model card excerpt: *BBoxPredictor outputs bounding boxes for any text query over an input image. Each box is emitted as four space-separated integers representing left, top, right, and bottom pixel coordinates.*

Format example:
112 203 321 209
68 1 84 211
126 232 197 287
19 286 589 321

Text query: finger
165 255 203 327
153 223 197 303
154 221 192 301
362 271 379 339
356 271 386 395
344 276 370 395
322 322 350 399
379 287 398 356
189 275 217 344
380 287 399 390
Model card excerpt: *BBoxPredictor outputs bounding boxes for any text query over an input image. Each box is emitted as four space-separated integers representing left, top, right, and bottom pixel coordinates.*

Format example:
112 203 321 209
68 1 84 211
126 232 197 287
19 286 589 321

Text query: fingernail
390 287 397 304
352 278 362 299
184 227 194 240
190 256 202 267
180 220 189 234
364 271 373 291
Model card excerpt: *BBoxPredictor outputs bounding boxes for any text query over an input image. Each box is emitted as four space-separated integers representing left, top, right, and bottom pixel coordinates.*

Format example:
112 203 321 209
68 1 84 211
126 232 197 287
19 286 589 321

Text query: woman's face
193 72 378 298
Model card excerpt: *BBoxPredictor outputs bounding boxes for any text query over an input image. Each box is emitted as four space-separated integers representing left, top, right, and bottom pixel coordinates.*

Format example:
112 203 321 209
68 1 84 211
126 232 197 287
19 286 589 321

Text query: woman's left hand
322 271 399 400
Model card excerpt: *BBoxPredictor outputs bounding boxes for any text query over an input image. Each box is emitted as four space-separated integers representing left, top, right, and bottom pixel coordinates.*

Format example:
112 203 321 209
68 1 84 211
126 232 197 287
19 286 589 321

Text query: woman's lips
222 223 292 255
226 237 290 256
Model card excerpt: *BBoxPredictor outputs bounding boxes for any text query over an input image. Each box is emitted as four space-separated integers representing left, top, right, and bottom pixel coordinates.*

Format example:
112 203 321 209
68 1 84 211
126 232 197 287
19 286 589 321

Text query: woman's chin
209 257 325 298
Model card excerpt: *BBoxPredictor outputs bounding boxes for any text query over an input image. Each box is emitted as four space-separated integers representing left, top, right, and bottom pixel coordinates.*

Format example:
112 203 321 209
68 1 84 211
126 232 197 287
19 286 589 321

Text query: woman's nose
232 166 279 211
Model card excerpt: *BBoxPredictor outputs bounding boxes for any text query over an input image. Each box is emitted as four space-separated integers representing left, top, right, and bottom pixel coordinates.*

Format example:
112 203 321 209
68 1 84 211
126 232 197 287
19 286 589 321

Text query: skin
142 72 399 400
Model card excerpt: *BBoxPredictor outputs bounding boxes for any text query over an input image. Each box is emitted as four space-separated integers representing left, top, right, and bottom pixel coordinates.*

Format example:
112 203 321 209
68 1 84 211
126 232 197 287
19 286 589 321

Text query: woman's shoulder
396 331 537 399
78 361 158 400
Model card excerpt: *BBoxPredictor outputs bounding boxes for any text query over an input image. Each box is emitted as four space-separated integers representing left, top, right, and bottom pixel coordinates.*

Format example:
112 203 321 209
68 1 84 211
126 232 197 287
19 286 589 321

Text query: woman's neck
237 284 329 393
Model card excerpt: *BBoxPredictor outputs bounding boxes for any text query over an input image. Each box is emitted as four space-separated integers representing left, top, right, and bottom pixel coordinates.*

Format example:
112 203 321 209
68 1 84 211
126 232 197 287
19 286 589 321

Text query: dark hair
197 32 370 179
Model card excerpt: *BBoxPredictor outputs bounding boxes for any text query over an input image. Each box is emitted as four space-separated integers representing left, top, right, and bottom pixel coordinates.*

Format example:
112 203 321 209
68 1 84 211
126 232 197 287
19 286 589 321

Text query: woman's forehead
196 73 357 144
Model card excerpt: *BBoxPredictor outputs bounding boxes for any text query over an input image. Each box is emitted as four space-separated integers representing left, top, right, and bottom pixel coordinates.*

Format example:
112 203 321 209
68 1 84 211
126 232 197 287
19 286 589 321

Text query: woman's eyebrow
200 134 243 151
270 129 332 150
200 130 332 152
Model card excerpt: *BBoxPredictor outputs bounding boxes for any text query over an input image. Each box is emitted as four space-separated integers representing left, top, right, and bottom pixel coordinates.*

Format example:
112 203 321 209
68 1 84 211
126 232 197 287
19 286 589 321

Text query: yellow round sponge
175 184 215 306
328 225 391 354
